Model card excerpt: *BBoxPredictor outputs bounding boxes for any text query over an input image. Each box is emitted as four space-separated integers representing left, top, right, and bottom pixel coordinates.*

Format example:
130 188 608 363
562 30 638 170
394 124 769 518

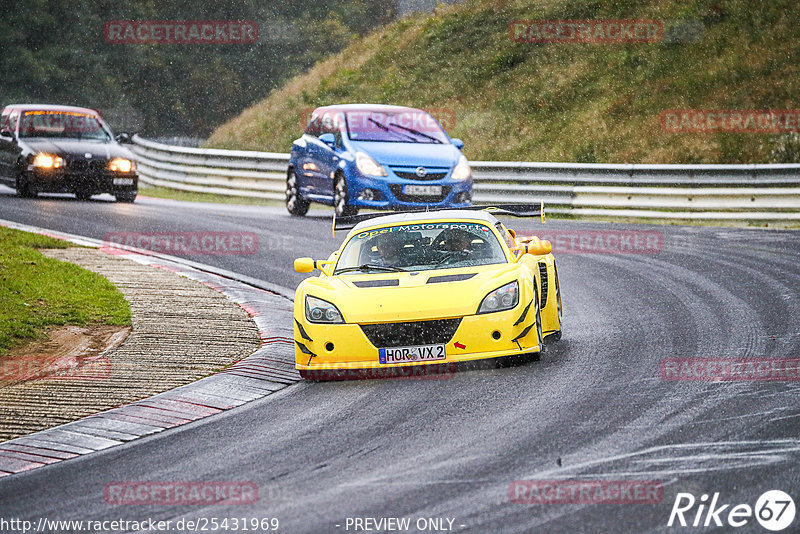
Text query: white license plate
379 344 446 364
403 184 442 196
113 178 134 186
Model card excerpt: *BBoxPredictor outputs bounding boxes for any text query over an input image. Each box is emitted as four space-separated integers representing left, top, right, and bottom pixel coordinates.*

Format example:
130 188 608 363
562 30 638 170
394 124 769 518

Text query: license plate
379 344 446 364
113 178 134 186
403 184 442 196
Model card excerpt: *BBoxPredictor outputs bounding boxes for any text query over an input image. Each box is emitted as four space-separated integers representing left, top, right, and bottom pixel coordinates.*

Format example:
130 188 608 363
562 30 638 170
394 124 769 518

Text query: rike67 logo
668 490 795 531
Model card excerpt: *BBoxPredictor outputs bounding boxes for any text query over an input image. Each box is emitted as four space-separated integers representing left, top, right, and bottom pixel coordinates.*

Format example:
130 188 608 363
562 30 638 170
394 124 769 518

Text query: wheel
285 167 309 216
334 173 358 217
75 190 92 201
115 191 137 203
15 174 36 198
546 261 562 342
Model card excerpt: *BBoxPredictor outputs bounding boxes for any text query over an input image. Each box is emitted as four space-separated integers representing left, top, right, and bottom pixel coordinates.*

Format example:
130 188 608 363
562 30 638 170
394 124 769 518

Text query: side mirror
319 133 336 149
451 138 464 150
515 238 551 256
294 258 333 273
0 129 15 142
115 132 131 144
294 257 315 273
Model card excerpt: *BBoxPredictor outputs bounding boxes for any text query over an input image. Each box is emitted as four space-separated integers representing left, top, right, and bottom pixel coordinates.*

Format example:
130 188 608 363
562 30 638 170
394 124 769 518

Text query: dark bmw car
0 104 138 202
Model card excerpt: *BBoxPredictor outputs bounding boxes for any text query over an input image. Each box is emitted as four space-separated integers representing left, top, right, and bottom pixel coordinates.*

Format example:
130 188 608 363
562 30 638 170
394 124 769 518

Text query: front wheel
286 167 309 216
15 174 36 198
334 174 358 217
115 191 137 203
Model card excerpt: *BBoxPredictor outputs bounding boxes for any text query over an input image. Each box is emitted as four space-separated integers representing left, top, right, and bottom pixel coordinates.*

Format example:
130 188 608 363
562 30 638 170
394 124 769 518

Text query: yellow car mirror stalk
294 258 333 274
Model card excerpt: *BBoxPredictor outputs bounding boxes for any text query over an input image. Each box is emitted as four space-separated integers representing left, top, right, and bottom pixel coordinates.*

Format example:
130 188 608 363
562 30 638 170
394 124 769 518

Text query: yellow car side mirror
514 238 551 257
295 258 333 273
294 257 315 273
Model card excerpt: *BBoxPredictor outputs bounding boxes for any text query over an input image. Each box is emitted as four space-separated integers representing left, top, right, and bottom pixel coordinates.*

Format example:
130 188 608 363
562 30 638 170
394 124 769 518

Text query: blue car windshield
19 111 112 141
335 222 507 274
345 111 449 144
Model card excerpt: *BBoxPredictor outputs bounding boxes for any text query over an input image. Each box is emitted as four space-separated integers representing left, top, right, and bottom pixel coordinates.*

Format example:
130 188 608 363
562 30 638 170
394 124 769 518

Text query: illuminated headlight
451 155 471 180
108 158 135 172
355 152 387 177
32 153 64 169
305 296 344 324
477 281 519 314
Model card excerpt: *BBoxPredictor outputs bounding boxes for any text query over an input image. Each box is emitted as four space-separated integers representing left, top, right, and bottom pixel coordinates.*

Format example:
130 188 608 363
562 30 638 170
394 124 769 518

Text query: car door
313 110 344 198
0 109 21 184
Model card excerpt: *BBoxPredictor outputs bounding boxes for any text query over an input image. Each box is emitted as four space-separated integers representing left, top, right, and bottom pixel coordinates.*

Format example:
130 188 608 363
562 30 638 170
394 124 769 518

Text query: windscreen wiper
387 122 442 143
336 264 407 274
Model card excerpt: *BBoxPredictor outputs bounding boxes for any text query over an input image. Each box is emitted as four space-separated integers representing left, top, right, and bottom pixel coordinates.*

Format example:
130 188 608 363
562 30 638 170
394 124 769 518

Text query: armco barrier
131 135 800 221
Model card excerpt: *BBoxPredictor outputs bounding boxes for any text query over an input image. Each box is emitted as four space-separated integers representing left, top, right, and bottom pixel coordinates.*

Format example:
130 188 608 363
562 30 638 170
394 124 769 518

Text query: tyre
115 191 137 203
286 167 309 216
334 173 358 217
15 174 36 198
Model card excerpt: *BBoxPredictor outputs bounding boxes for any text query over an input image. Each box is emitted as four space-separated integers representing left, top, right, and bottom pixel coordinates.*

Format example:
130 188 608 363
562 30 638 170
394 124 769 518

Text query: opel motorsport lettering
292 205 562 379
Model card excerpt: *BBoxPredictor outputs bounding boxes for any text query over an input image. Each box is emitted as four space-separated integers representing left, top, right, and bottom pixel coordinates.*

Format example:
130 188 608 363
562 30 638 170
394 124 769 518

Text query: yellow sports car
293 205 562 379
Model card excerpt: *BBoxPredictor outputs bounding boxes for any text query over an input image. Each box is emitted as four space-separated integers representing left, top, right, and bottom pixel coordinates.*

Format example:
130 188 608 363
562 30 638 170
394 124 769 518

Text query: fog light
492 331 502 340
325 342 334 352
455 191 472 204
358 189 378 201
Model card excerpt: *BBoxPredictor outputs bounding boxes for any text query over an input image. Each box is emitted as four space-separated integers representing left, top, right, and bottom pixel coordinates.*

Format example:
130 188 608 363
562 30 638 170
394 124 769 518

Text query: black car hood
21 138 134 161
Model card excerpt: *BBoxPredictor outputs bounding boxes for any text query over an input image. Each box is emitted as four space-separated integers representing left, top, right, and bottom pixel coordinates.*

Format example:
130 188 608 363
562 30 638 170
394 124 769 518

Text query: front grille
68 158 107 172
389 184 451 203
393 171 447 181
539 262 548 308
360 318 461 348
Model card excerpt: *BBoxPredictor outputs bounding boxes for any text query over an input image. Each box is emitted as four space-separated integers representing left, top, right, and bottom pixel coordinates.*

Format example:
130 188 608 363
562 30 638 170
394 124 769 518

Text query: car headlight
477 281 519 314
108 158 135 172
305 295 344 324
451 155 471 180
32 153 64 169
355 151 387 177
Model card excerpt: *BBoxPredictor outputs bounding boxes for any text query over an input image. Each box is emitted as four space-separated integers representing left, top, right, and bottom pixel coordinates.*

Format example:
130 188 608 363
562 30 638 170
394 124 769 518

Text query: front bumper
347 170 472 210
26 168 138 194
294 307 540 371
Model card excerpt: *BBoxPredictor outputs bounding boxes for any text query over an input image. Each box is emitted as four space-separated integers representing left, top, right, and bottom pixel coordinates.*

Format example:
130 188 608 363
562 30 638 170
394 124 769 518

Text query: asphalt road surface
0 188 798 533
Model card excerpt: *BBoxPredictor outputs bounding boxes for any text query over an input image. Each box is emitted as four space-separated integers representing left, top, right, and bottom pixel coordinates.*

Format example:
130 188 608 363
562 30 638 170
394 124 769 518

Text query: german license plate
403 184 442 196
379 344 446 364
113 178 134 186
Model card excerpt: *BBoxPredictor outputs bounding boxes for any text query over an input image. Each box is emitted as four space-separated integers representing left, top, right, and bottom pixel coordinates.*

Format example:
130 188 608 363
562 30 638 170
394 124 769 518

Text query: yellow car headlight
305 295 344 324
32 153 64 169
451 155 471 180
477 281 519 314
108 158 135 173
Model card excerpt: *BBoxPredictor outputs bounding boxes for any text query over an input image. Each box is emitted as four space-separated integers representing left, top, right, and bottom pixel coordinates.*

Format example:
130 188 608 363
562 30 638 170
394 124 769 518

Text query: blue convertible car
286 104 472 216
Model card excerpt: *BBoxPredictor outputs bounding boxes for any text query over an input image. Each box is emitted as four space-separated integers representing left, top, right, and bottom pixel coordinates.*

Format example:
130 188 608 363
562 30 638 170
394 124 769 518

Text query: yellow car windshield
335 222 507 274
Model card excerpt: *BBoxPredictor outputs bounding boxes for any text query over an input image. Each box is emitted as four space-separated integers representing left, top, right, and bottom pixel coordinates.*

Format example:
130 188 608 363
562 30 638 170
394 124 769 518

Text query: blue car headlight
477 281 519 314
451 155 471 180
305 295 345 323
355 151 387 177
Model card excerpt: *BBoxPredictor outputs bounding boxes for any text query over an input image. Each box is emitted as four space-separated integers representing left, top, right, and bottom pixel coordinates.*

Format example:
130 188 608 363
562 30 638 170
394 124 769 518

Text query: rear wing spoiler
333 202 545 235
